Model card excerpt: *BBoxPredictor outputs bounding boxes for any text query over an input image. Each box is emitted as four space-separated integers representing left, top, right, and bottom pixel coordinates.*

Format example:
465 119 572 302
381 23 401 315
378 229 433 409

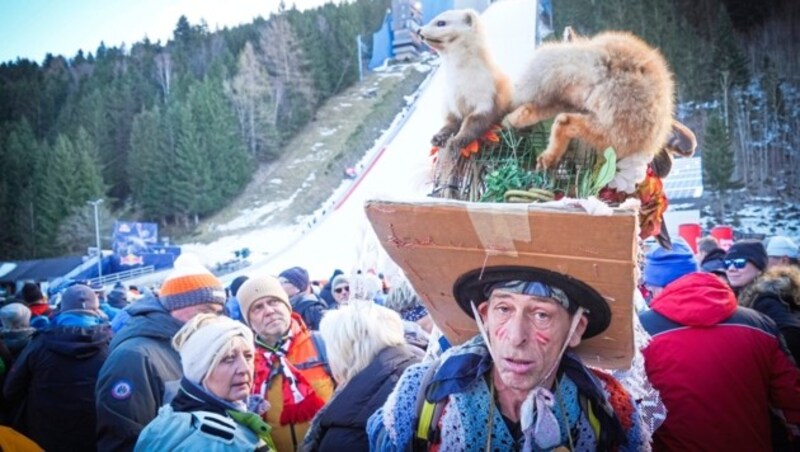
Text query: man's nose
233 354 251 373
505 313 529 346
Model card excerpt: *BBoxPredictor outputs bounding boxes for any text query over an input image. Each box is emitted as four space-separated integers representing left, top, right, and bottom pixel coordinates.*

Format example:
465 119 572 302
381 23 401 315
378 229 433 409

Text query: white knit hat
173 314 254 385
766 236 799 258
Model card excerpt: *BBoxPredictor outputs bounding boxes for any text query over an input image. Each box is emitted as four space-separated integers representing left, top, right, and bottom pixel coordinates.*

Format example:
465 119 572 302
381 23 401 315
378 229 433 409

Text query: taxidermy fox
504 27 695 192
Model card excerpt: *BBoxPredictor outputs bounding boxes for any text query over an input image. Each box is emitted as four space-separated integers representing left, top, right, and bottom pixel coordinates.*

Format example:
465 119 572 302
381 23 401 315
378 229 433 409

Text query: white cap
766 236 799 258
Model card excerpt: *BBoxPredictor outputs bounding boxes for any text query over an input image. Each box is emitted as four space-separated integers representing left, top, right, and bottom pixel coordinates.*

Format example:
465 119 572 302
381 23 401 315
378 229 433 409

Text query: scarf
258 334 325 425
426 336 628 450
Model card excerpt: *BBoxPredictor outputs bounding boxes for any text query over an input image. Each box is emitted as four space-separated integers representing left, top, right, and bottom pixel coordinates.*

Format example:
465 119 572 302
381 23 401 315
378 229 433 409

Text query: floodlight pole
88 199 104 279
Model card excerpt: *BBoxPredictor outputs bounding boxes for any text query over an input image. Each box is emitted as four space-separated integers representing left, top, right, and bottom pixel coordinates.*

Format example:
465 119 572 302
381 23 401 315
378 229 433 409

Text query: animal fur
417 9 512 193
739 265 800 310
504 28 695 189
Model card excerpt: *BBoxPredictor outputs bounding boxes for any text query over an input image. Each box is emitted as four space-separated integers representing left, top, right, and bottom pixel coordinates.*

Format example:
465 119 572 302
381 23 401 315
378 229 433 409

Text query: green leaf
590 147 617 194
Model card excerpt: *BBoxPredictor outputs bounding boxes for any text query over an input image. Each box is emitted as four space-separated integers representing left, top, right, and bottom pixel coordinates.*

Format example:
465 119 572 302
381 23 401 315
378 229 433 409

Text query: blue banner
112 221 158 257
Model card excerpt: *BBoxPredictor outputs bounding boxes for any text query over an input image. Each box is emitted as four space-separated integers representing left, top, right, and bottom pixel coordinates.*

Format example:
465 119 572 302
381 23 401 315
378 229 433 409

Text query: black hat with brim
453 265 611 339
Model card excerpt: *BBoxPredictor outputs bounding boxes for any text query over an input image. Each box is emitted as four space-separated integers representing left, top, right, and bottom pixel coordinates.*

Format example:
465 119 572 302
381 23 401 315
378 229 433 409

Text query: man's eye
532 312 553 326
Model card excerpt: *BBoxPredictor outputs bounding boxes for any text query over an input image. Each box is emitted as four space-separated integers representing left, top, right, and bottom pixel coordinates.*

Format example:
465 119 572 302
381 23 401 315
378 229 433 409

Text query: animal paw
536 151 559 170
446 137 470 154
431 131 452 147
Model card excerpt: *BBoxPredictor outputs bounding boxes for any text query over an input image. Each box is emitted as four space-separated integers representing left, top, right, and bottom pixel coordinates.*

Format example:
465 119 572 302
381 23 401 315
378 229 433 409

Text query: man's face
725 260 761 288
768 255 789 269
248 296 292 340
170 303 224 323
480 289 586 393
332 283 350 304
280 278 300 297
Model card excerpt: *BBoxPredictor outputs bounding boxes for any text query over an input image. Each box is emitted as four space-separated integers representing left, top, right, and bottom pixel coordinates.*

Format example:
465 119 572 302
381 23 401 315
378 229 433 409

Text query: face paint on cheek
535 331 551 345
495 326 508 341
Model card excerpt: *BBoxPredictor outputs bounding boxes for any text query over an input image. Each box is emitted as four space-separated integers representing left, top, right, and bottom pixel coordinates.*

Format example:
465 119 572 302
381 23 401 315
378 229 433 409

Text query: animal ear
464 10 477 27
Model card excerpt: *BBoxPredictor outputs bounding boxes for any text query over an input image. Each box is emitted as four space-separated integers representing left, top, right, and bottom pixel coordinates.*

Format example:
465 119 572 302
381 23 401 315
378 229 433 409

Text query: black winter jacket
303 344 422 452
95 296 184 452
290 292 328 331
3 319 111 452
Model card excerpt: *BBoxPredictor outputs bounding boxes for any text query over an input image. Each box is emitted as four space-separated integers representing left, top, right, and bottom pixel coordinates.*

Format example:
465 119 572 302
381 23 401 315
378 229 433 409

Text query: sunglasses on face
334 286 350 294
724 258 748 270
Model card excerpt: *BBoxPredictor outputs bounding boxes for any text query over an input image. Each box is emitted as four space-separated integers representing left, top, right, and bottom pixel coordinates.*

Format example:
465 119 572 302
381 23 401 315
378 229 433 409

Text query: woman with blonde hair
135 313 275 451
301 301 422 451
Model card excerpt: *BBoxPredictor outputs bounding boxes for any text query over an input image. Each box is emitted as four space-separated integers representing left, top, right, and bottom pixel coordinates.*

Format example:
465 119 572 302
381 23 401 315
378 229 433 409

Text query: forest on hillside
0 0 389 260
0 0 797 261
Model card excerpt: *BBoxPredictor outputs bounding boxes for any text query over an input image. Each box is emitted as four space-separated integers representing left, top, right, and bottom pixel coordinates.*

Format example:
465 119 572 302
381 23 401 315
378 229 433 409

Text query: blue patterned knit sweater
367 335 649 451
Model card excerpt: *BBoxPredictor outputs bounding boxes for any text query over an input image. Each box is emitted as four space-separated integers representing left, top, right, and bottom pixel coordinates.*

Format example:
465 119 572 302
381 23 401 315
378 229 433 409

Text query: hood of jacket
738 265 800 310
650 272 737 326
2 328 36 353
110 295 183 350
42 323 112 359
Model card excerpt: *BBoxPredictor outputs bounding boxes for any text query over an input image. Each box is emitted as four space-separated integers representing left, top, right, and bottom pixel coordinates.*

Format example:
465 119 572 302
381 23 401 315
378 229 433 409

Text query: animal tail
663 120 696 158
651 120 697 178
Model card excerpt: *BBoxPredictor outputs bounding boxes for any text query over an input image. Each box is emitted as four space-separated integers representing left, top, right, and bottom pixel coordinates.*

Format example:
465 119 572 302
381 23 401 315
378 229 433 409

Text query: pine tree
129 106 171 221
168 100 210 226
71 127 107 203
189 72 252 209
712 7 750 89
0 119 43 257
702 110 737 219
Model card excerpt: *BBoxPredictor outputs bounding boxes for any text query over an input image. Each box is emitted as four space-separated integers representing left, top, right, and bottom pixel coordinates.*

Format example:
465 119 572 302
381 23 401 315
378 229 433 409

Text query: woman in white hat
135 313 275 451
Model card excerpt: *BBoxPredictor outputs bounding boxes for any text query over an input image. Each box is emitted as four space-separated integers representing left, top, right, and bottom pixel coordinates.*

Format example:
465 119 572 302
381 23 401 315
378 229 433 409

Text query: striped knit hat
158 254 226 311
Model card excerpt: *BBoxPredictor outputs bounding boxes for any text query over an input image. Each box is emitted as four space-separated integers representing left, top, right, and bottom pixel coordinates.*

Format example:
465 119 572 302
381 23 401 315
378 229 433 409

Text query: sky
0 0 336 64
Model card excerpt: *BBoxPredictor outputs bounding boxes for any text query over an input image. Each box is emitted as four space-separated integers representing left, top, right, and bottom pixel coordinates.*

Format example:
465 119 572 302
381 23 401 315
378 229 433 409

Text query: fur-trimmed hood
738 266 800 310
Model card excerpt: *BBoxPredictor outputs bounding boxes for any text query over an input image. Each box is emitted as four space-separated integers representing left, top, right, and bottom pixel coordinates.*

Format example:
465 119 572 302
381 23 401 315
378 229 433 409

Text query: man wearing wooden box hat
367 264 647 451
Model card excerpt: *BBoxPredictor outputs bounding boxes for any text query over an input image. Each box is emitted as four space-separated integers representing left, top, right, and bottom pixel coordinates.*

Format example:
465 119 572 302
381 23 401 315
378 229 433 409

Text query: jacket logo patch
111 379 133 400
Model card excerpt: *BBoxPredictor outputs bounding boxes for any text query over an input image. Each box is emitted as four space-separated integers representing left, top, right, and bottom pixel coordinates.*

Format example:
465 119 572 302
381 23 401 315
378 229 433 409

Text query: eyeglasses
334 286 350 294
724 258 748 270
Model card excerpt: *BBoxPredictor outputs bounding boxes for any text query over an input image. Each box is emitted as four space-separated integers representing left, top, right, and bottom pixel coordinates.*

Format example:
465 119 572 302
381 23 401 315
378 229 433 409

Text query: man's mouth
502 357 536 374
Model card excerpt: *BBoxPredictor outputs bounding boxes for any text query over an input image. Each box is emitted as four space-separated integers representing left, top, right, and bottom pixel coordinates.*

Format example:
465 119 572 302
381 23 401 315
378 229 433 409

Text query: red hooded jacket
640 272 800 451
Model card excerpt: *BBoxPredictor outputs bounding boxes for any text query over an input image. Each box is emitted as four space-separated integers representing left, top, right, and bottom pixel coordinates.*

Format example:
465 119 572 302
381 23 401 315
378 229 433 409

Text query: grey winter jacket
95 296 183 452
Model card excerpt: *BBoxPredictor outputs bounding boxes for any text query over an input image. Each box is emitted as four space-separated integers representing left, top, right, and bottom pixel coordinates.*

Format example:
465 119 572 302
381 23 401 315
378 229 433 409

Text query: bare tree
154 52 172 101
259 13 316 125
224 41 276 157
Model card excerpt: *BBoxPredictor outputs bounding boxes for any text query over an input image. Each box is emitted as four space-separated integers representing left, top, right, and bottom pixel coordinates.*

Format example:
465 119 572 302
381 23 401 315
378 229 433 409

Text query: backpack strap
411 361 445 451
294 331 332 378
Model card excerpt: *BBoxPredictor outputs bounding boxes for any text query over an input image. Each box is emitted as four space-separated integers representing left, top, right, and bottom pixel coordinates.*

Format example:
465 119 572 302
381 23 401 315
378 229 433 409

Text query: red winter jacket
640 272 800 451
